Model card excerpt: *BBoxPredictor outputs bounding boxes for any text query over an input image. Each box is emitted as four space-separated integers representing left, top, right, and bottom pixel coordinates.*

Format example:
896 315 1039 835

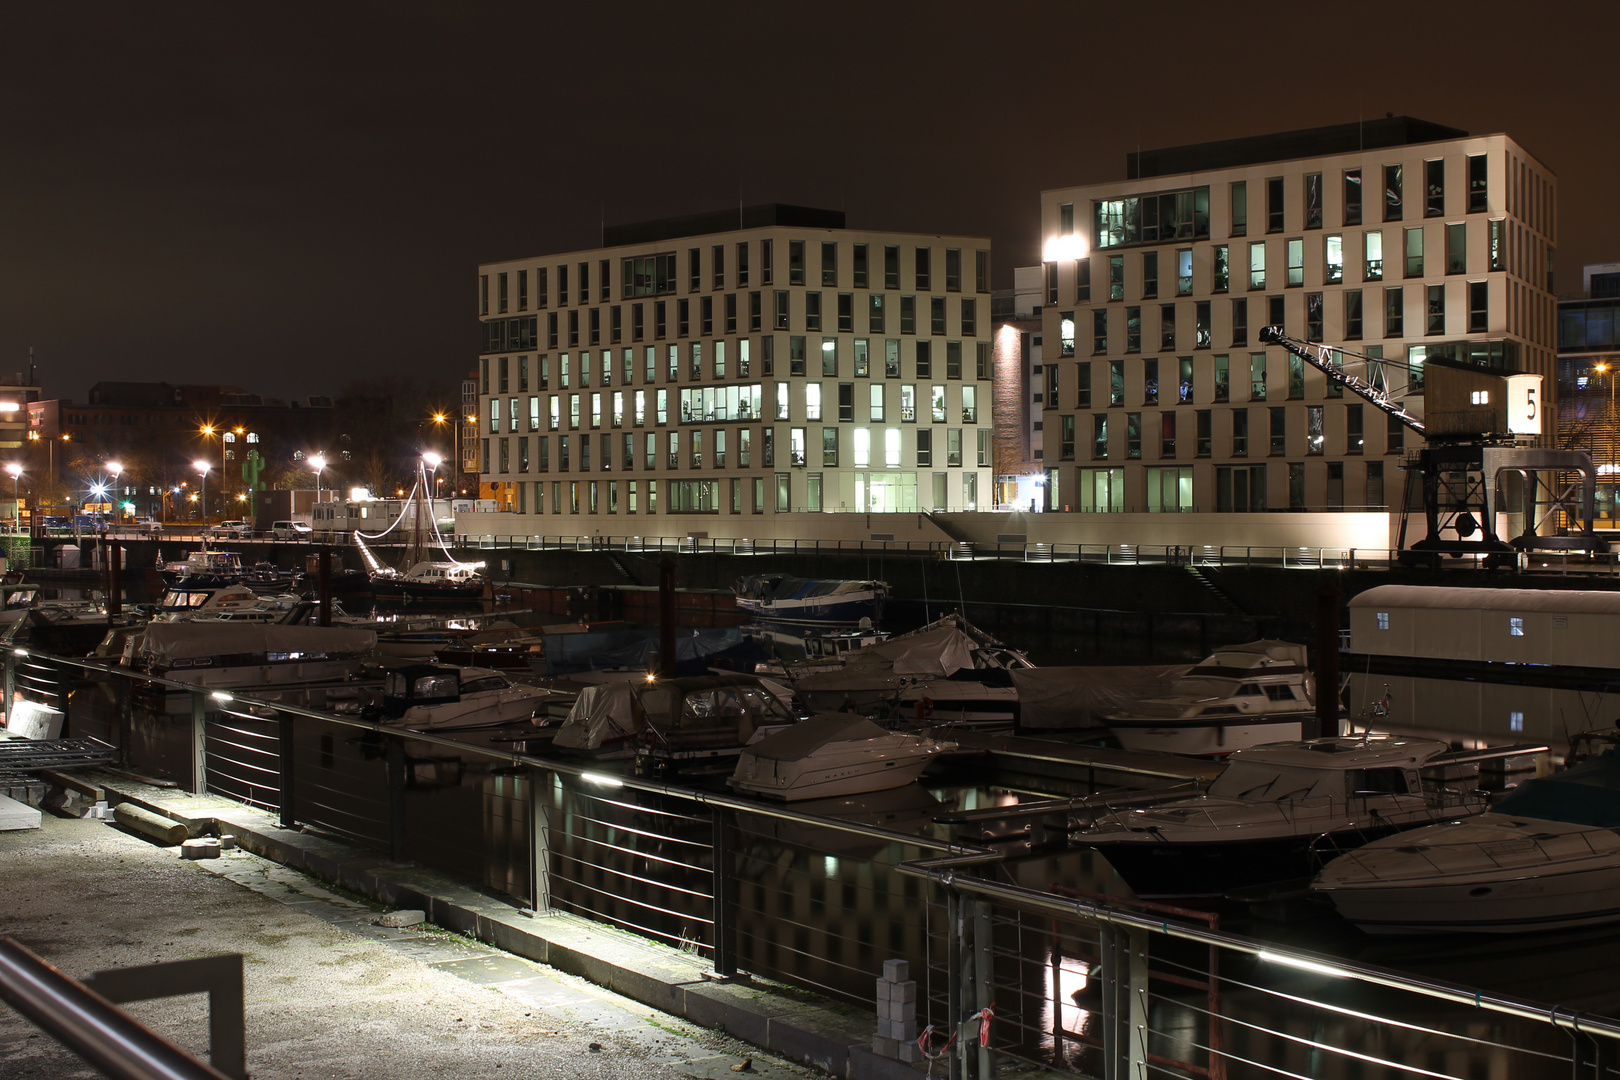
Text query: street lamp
5 463 20 529
194 460 211 524
309 454 326 503
423 451 442 530
106 462 123 521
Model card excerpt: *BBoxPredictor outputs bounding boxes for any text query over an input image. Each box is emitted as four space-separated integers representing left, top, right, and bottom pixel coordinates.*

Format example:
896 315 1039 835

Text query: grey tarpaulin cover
1012 665 1190 730
553 682 639 751
139 622 378 663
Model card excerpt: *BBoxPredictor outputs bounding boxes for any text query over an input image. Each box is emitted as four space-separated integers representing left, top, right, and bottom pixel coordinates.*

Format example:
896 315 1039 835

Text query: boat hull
370 577 487 601
735 594 885 627
1319 862 1620 934
1087 828 1404 897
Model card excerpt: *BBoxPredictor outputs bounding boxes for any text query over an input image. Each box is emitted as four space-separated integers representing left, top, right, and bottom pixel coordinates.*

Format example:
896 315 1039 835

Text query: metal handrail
0 938 232 1080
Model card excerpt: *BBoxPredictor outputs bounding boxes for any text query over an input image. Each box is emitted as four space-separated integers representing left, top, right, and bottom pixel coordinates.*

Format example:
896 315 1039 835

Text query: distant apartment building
468 205 993 538
1038 117 1558 520
1557 262 1620 523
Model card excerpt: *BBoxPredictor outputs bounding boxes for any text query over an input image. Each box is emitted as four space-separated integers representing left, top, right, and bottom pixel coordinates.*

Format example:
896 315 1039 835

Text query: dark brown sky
1 1 1611 403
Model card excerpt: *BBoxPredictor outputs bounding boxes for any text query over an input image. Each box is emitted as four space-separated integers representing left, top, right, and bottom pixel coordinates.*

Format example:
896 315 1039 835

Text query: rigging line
421 462 473 565
354 477 422 541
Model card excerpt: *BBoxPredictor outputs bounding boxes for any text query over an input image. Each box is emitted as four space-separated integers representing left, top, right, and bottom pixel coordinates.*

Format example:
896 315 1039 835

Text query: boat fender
914 696 934 721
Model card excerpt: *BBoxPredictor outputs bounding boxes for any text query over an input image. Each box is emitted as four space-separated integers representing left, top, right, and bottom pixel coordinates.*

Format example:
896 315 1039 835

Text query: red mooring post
659 556 677 678
1315 584 1341 739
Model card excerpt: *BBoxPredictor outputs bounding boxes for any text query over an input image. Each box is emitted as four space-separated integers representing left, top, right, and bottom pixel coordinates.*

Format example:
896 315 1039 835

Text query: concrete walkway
0 810 819 1080
0 771 1019 1080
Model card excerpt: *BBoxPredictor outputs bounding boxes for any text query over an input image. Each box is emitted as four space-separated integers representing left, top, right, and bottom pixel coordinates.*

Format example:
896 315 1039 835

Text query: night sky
1 2 1611 404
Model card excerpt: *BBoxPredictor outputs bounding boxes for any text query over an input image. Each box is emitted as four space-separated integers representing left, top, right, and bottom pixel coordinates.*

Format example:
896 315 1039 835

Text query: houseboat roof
1230 736 1449 770
1350 585 1620 616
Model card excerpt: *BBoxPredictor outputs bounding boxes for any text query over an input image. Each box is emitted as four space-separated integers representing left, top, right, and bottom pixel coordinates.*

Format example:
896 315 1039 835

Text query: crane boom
1258 325 1425 437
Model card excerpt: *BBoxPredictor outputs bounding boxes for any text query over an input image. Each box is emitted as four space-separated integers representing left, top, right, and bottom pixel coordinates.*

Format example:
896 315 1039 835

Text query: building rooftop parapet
601 204 847 248
1125 116 1470 180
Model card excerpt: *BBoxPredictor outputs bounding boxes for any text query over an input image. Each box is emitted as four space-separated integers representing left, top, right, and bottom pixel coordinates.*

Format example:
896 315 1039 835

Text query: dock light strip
210 691 234 703
580 772 623 788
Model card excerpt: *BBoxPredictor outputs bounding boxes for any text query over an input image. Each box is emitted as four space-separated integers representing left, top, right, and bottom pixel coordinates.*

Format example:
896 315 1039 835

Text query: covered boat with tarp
729 712 950 801
734 574 887 626
790 616 1032 726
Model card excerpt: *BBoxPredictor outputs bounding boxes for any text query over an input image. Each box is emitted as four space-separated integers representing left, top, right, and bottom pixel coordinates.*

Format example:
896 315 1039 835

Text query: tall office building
469 205 993 538
1038 118 1557 525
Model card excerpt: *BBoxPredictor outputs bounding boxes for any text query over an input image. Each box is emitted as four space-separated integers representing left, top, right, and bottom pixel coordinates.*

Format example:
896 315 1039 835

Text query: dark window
1232 299 1248 346
737 242 749 287
1468 155 1488 213
1092 309 1107 354
1304 173 1323 229
1270 407 1287 455
1345 290 1363 340
821 241 837 287
1143 358 1159 406
760 239 773 285
1343 169 1362 226
1384 164 1403 221
914 247 931 290
1306 292 1323 342
1142 252 1158 299
1076 361 1091 408
1468 281 1488 333
1267 176 1284 232
900 296 916 334
852 244 867 288
884 245 900 289
1385 288 1403 336
789 241 805 285
1427 284 1446 335
1425 159 1445 217
1160 303 1176 352
1196 409 1211 456
837 293 853 333
945 248 961 291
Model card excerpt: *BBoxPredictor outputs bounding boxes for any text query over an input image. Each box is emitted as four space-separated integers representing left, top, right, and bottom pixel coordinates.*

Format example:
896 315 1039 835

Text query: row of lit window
481 241 991 315
1052 402 1404 463
484 426 991 474
493 473 982 515
480 338 991 393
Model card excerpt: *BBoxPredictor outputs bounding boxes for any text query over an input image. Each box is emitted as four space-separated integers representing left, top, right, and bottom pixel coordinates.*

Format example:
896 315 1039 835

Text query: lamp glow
211 691 234 703
1257 950 1348 979
581 772 624 788
1042 233 1089 262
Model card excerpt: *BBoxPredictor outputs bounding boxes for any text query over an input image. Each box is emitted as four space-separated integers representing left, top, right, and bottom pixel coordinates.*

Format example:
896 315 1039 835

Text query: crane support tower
1258 326 1607 568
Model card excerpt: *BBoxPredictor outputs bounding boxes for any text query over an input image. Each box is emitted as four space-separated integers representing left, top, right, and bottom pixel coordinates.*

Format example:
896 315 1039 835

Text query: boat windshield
680 686 794 725
462 676 510 694
385 671 461 699
160 590 214 609
1208 762 1332 802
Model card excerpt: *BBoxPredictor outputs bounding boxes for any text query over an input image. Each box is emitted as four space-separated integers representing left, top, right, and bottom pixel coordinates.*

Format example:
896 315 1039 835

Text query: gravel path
0 812 808 1080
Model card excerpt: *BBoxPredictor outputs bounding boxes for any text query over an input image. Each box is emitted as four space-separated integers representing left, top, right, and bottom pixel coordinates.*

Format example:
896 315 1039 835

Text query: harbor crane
1257 325 1606 568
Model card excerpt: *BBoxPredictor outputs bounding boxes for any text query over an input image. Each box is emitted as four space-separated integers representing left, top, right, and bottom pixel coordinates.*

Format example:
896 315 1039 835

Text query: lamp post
105 462 123 522
194 460 211 525
309 454 326 505
423 451 442 530
5 463 20 530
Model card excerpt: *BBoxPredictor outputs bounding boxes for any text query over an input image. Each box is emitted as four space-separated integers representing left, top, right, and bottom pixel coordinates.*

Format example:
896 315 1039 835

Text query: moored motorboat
791 616 1032 726
1072 735 1487 896
1106 640 1319 757
729 713 951 801
158 549 246 588
1312 749 1620 934
129 622 377 713
370 560 488 602
734 574 887 626
377 663 551 731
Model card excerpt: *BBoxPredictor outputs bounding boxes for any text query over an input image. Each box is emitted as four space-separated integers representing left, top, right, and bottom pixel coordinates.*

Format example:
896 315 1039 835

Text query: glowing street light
423 451 443 526
194 460 211 523
309 454 327 502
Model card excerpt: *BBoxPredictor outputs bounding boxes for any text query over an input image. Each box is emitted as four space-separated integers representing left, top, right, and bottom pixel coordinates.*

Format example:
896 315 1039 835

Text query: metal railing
12 648 1620 1080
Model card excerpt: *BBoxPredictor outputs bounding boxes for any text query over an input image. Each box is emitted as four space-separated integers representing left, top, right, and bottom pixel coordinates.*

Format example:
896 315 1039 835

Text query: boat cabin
382 664 516 718
634 673 797 770
1207 737 1441 804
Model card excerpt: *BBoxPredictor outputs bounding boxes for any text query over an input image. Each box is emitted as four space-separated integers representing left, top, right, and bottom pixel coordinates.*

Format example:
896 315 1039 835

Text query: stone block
882 958 909 984
217 833 237 850
871 1035 899 1059
895 1040 920 1063
875 978 892 1004
180 838 221 860
374 909 425 928
877 1017 912 1041
0 792 41 831
890 980 916 1005
888 998 916 1023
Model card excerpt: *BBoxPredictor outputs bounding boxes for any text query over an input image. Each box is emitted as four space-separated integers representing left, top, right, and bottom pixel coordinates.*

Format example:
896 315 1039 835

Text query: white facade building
1038 117 1558 528
465 205 993 541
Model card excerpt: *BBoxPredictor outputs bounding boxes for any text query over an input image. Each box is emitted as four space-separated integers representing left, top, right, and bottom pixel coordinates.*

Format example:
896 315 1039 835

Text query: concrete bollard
112 803 189 846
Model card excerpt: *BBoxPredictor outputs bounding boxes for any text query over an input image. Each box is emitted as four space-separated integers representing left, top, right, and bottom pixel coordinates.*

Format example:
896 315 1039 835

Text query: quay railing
9 646 1620 1080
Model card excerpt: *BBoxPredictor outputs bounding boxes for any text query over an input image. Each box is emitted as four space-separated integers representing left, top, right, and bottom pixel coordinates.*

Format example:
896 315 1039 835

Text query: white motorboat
150 583 302 623
1106 640 1319 756
628 673 800 775
1312 750 1620 934
792 616 1033 726
729 713 951 801
379 663 552 731
1072 735 1486 896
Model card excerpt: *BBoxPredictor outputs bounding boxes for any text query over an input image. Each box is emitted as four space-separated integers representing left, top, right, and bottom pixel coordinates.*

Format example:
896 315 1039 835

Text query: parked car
207 520 254 538
272 520 312 539
134 517 163 534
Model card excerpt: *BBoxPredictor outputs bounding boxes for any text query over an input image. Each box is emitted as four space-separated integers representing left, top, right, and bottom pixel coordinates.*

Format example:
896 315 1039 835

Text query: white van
272 521 313 539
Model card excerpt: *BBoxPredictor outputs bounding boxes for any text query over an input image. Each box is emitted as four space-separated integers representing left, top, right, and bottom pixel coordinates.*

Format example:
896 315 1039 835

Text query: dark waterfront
36 570 1620 1075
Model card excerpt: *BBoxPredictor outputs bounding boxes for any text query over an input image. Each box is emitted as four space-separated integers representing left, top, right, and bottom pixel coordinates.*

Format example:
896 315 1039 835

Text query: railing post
190 690 209 796
709 807 737 979
529 767 551 914
385 735 407 861
1099 924 1149 1080
277 711 296 830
